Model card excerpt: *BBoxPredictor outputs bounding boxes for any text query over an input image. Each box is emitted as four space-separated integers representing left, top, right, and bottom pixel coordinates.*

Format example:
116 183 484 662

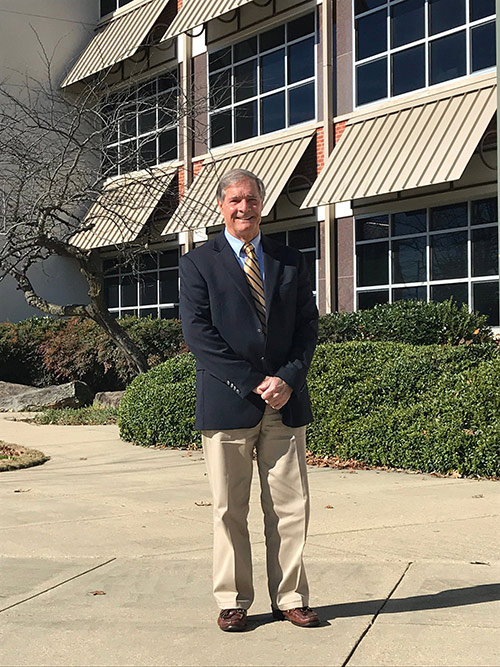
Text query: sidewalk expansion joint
341 560 413 667
0 557 117 614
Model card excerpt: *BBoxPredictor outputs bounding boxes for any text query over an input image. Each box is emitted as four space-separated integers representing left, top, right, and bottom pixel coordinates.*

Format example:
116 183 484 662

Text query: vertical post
322 0 336 313
181 32 194 253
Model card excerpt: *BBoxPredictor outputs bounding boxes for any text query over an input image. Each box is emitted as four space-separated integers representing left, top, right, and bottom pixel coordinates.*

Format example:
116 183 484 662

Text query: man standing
179 168 319 632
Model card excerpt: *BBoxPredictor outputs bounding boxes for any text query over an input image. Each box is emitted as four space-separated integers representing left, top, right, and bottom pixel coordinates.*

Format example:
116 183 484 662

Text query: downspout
181 31 194 252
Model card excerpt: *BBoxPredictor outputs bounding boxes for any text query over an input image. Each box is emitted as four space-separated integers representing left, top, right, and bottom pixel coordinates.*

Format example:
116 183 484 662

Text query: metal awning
161 0 254 41
62 0 171 88
71 167 177 250
162 130 315 235
302 74 497 207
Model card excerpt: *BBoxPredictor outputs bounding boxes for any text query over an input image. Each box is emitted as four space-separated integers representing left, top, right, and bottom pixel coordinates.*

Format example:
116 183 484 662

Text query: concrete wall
0 1 99 322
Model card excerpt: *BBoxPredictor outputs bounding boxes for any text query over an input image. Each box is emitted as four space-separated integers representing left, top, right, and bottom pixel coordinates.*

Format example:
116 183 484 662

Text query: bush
0 316 185 391
119 341 500 477
119 353 199 448
318 300 492 346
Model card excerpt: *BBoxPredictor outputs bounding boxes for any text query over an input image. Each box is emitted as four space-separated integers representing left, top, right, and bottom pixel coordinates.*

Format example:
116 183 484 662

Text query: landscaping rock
0 381 94 412
94 391 125 409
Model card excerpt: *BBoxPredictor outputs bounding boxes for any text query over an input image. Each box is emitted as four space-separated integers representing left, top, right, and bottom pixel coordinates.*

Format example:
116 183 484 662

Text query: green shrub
119 341 500 477
318 300 492 346
119 353 199 448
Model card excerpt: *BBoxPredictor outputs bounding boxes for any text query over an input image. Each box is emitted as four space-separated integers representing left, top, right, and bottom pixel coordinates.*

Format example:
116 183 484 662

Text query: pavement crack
0 557 116 614
342 561 413 667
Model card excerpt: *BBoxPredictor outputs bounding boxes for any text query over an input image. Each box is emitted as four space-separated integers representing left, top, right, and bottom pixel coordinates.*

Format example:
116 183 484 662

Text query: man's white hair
216 169 266 203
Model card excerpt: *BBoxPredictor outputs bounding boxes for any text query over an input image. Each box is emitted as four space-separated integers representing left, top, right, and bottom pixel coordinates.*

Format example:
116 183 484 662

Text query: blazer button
257 328 262 334
260 356 265 361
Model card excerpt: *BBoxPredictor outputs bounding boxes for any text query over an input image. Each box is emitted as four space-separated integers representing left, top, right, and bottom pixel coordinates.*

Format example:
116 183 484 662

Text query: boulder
94 391 125 409
0 381 94 412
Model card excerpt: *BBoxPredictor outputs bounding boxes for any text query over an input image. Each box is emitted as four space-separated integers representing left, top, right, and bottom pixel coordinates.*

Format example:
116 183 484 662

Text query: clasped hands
252 376 292 410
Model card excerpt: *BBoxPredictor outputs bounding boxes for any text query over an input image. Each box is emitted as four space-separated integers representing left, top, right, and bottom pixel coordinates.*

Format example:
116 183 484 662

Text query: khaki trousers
202 406 310 611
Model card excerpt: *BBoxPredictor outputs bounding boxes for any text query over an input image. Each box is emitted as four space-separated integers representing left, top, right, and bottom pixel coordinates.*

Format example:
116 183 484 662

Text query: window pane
159 250 178 268
358 290 389 309
160 269 179 303
288 227 316 249
355 0 385 13
266 231 287 244
119 141 137 174
235 101 257 141
160 306 179 319
289 82 315 125
356 58 387 105
138 106 156 135
139 308 158 318
430 203 467 231
391 0 425 48
158 71 178 92
139 137 157 167
357 241 389 286
472 22 496 72
159 129 177 162
431 283 468 306
287 12 315 41
392 210 426 236
121 275 137 307
260 25 285 52
158 91 177 127
234 60 257 102
120 106 136 138
138 254 157 271
392 45 425 96
430 31 466 85
209 47 231 71
356 215 389 240
210 110 232 147
393 286 427 301
101 0 115 16
431 231 467 280
472 227 498 276
209 70 232 109
356 10 387 60
473 282 499 325
429 0 465 35
234 37 257 62
261 49 285 93
140 274 157 306
393 237 427 283
472 198 497 225
304 251 316 287
471 0 495 20
288 37 315 84
261 92 285 134
104 277 119 308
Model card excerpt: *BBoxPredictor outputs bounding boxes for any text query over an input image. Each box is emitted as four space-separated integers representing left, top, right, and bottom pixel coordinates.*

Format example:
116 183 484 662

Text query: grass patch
0 441 49 472
33 405 119 425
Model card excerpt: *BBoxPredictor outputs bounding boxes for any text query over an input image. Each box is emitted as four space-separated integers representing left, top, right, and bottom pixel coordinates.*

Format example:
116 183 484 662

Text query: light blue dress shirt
224 229 265 281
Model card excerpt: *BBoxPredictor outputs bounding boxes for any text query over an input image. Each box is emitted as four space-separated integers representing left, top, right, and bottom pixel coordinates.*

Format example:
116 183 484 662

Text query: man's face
217 178 264 242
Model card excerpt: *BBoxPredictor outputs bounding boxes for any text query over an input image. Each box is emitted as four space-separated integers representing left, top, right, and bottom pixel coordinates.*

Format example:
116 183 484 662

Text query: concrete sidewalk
1 413 499 667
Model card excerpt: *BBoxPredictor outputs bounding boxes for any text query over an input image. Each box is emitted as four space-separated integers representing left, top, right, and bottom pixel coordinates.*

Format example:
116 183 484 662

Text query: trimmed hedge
317 299 492 346
119 341 500 477
0 316 185 391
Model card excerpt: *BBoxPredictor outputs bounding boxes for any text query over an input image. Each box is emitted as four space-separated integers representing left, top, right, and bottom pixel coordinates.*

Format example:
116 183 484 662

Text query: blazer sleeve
179 253 266 398
274 253 319 393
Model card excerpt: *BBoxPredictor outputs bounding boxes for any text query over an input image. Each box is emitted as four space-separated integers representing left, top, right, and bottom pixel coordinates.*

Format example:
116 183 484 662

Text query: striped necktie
242 242 266 331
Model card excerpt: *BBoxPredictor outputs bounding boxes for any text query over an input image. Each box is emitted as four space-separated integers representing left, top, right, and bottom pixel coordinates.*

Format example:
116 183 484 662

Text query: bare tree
0 51 202 375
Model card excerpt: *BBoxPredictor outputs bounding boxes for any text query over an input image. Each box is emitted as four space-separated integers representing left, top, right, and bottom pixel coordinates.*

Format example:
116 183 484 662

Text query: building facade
0 0 497 327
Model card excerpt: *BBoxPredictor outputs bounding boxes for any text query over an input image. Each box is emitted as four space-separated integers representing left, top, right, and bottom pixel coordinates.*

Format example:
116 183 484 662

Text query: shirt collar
224 229 262 257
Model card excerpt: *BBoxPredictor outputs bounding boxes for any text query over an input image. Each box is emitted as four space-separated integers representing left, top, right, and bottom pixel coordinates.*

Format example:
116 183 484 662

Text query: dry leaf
89 590 106 595
473 328 480 335
324 505 334 509
14 488 30 493
79 457 87 461
472 494 484 499
470 561 489 566
195 501 212 507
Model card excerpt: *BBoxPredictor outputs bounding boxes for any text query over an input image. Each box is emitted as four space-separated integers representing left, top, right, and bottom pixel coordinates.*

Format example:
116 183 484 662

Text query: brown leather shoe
272 606 320 627
217 608 247 632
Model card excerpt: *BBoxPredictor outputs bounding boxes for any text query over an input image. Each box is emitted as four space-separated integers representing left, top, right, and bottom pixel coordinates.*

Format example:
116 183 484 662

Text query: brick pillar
335 121 347 143
177 0 183 10
316 127 325 174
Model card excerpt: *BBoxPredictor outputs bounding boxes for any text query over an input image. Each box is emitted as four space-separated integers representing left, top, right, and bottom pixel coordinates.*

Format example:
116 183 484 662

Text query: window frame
207 11 318 149
353 197 499 325
100 0 135 18
353 0 496 108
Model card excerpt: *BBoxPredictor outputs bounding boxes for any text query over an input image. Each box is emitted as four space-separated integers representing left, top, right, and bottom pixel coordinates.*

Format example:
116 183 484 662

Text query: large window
100 0 134 17
354 0 496 106
103 249 179 319
265 225 318 296
208 13 317 148
103 71 178 177
355 197 499 325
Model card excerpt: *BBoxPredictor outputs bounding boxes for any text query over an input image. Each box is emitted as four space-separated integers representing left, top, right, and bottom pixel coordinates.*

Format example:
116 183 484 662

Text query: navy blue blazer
179 230 319 430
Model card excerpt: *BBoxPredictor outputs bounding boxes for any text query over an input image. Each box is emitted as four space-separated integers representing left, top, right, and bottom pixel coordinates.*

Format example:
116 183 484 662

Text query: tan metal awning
302 75 497 208
62 0 171 88
71 167 177 250
162 0 253 41
162 130 315 235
